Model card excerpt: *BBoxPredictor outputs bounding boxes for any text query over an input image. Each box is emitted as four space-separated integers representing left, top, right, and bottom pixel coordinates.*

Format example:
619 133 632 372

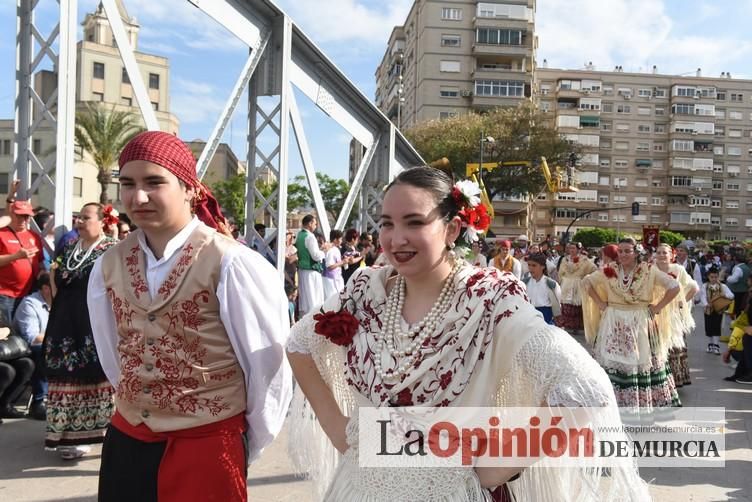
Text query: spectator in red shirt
0 200 44 324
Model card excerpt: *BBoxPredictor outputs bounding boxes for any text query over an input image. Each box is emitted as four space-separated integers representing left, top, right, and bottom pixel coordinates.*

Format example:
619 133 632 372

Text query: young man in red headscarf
88 131 292 501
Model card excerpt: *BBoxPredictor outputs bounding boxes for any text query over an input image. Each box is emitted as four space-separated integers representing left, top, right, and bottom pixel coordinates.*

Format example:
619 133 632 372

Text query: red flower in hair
451 187 466 208
603 266 617 279
102 204 120 227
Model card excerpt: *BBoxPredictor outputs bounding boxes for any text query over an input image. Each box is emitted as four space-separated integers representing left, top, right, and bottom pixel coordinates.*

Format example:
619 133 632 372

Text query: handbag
711 296 733 314
0 329 32 362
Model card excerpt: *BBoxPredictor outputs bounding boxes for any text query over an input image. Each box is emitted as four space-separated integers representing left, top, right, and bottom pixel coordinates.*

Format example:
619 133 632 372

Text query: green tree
572 227 618 248
212 174 248 228
659 230 686 247
287 173 350 220
405 102 578 199
74 103 143 204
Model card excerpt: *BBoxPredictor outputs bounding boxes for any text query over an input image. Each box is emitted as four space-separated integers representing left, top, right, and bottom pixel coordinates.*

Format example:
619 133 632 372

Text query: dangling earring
446 241 456 260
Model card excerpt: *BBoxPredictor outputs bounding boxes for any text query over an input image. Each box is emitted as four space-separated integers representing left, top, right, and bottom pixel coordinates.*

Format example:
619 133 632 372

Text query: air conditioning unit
582 89 590 95
623 95 631 100
461 90 473 97
693 95 700 99
729 172 738 177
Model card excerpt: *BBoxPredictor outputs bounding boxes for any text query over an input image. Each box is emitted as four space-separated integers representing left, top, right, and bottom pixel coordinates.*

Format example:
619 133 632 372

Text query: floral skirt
556 303 584 330
45 377 115 448
668 347 691 387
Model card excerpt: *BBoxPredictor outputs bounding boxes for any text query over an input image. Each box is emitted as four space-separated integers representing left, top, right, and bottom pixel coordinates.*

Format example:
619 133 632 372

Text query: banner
643 225 660 251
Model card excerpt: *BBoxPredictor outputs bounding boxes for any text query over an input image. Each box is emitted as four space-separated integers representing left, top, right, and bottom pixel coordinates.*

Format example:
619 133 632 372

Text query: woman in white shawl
286 167 649 502
653 243 699 387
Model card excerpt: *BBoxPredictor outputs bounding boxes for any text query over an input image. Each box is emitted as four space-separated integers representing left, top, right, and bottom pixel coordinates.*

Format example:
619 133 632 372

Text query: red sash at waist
111 411 248 502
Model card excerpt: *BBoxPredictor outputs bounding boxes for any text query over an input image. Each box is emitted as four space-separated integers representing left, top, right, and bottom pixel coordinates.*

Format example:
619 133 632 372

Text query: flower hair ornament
102 204 120 227
450 179 491 252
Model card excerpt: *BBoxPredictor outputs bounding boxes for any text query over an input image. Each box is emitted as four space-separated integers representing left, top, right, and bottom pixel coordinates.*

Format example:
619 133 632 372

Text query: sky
2 0 752 183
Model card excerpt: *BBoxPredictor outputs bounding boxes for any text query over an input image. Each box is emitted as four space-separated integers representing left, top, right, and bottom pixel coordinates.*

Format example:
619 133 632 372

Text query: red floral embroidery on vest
125 245 149 299
157 244 195 300
114 289 231 417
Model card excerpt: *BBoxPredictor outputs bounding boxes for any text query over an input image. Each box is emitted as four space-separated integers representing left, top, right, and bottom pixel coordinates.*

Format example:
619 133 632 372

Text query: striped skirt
668 347 691 387
45 377 115 448
556 303 584 330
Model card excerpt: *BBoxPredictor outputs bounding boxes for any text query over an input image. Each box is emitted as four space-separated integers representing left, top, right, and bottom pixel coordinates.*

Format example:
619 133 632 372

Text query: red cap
498 239 512 249
10 200 34 216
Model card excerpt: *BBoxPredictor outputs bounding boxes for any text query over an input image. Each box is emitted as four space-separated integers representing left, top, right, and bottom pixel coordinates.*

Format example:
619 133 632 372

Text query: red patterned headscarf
119 131 231 236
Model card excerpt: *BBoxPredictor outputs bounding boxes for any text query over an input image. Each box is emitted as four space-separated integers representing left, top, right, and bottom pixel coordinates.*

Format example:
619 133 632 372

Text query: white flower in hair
454 180 481 207
464 225 480 243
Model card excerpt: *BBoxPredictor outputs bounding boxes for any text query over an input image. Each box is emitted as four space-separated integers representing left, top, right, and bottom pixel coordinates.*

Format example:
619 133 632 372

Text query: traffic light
631 202 640 216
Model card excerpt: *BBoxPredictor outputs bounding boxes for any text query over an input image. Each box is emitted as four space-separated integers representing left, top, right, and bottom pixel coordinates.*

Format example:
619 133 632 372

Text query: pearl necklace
374 261 462 382
66 235 105 271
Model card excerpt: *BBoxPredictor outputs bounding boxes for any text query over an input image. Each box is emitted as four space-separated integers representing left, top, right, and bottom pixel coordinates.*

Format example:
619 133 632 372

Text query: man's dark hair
330 229 343 241
254 223 266 232
36 272 51 290
344 228 359 242
302 214 315 226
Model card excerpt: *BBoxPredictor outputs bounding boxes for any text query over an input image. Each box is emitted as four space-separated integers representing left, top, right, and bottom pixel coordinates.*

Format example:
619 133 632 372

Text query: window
674 86 696 97
613 195 626 203
614 159 628 168
654 123 666 133
671 176 693 187
635 179 648 187
728 146 742 156
92 91 104 102
713 180 723 190
616 104 631 113
73 177 83 197
672 103 693 115
149 73 160 89
151 101 159 111
653 159 664 168
715 108 726 119
440 87 459 98
440 60 461 72
716 91 726 100
638 88 652 98
615 141 629 151
600 140 611 149
713 145 724 155
0 139 10 156
106 182 120 203
672 158 692 169
652 197 664 206
636 142 650 152
729 129 743 138
601 121 612 131
715 126 725 136
711 199 721 208
671 140 694 152
120 96 132 106
93 62 105 79
32 138 41 155
602 103 613 113
441 34 461 47
476 28 523 46
638 106 651 115
599 195 609 203
655 107 665 116
731 93 743 102
638 124 651 133
439 111 458 119
474 80 524 97
726 200 740 209
654 88 667 98
0 173 8 193
599 176 610 186
599 158 610 168
121 68 130 84
616 123 630 132
729 110 743 120
727 182 740 191
441 7 462 20
598 214 609 222
476 3 530 20
653 143 665 152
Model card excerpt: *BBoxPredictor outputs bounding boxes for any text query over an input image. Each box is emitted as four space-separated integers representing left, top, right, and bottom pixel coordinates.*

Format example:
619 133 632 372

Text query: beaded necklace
65 235 105 271
374 260 462 382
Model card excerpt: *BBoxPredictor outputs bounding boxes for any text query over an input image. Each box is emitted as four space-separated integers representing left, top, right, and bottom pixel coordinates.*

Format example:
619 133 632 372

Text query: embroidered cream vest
101 224 246 432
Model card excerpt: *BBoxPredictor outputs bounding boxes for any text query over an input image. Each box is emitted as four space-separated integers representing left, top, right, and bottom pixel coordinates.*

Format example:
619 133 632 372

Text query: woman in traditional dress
44 203 118 459
654 244 699 387
582 238 681 416
556 242 596 332
286 167 649 501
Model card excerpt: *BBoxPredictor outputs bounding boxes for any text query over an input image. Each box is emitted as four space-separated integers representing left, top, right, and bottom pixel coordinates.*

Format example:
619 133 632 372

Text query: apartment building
535 67 752 242
375 0 536 129
0 2 240 211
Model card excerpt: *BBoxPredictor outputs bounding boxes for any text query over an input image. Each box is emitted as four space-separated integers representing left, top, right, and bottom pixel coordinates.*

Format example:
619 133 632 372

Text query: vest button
145 363 154 371
141 410 150 418
143 386 151 394
148 314 156 322
146 338 155 346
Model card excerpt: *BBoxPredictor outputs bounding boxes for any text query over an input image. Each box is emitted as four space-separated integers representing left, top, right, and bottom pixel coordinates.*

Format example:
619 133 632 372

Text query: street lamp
478 132 495 188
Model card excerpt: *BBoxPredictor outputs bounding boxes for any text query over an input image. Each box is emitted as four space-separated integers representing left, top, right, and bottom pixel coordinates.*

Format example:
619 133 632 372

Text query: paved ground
0 307 749 501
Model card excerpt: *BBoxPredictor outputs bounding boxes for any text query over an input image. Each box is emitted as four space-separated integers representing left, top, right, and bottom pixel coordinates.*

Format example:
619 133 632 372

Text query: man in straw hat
88 131 292 501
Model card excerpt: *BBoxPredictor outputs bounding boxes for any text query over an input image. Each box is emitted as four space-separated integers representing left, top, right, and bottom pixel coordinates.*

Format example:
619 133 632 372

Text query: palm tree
74 102 143 204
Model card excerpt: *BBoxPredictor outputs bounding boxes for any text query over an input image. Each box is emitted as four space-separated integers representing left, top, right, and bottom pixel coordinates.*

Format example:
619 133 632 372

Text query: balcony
472 94 526 109
472 67 527 81
473 16 529 31
667 184 695 195
472 42 532 57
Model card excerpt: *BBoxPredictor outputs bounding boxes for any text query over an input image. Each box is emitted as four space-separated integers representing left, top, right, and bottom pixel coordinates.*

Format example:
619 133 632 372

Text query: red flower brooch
572 256 580 264
603 266 617 279
313 304 360 346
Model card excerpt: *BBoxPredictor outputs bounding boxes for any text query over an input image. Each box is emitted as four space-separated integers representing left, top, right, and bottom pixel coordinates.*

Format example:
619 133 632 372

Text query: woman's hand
744 326 752 335
0 327 10 340
325 413 351 454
